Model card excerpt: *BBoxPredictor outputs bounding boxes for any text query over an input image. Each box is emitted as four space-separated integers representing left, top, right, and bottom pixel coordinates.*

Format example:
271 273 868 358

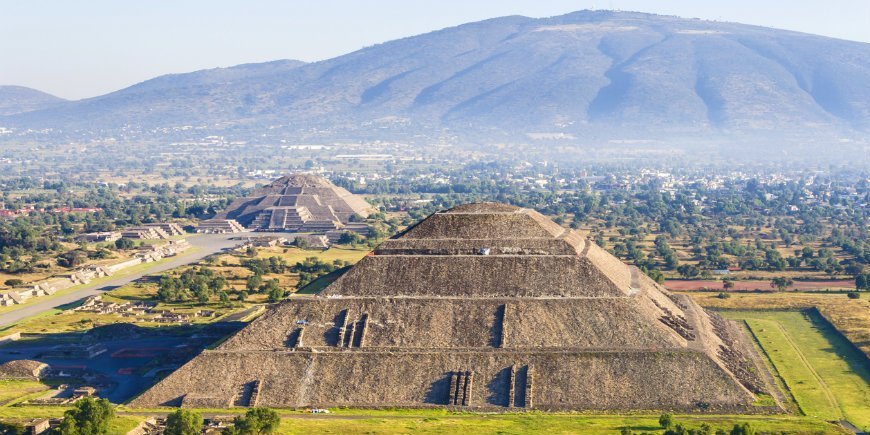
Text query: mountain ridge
0 86 67 116
4 10 870 143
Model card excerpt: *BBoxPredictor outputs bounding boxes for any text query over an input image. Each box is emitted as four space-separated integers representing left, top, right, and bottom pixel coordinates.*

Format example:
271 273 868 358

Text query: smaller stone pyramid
214 174 373 232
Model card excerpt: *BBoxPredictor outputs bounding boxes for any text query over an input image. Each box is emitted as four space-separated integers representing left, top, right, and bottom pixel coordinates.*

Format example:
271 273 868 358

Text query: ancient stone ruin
133 203 768 411
212 174 373 234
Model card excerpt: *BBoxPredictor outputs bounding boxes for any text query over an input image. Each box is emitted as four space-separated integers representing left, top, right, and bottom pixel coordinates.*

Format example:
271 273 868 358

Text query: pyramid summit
214 173 374 232
134 203 770 410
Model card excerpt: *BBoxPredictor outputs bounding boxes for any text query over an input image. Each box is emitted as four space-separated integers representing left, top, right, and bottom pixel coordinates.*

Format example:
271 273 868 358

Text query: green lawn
118 408 842 434
722 310 870 431
272 414 838 434
0 380 48 405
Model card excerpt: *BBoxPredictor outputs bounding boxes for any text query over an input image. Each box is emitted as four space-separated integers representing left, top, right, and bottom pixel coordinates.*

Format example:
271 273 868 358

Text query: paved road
0 232 259 328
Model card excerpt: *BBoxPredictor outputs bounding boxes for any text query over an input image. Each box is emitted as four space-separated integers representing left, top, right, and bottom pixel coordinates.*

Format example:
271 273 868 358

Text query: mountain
5 11 870 141
0 86 66 116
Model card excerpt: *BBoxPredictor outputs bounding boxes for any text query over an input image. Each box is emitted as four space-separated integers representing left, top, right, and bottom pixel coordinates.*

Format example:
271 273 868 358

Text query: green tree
58 397 114 434
677 264 700 278
770 277 794 292
223 408 280 434
729 423 755 435
246 275 263 293
659 413 674 429
115 237 135 250
337 231 364 245
267 285 285 303
165 409 203 435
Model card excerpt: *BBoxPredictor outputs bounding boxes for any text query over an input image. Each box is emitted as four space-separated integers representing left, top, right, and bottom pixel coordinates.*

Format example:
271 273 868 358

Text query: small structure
41 343 107 359
72 386 97 398
0 360 49 380
121 227 168 240
293 234 330 250
196 219 246 234
143 222 185 236
79 232 121 243
24 418 51 434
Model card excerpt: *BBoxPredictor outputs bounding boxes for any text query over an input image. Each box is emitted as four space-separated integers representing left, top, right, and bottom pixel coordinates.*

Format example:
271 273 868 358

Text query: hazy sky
2 1 869 100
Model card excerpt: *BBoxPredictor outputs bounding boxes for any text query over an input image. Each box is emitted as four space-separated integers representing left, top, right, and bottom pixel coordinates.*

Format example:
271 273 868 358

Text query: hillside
4 11 870 142
0 86 66 116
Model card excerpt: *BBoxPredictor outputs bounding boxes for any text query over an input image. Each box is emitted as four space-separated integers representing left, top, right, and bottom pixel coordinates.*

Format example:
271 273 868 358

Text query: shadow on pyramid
133 203 774 411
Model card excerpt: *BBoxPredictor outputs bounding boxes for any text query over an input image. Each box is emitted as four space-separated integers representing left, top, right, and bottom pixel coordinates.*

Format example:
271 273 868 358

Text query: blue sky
2 0 869 99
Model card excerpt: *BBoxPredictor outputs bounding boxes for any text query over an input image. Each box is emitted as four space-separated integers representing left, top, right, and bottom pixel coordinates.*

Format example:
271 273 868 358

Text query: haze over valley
2 11 869 164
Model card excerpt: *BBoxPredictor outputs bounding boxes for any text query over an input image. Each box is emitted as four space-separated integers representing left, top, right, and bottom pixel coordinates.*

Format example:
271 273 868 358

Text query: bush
847 291 860 299
165 409 203 435
717 292 731 299
115 237 135 250
223 408 280 434
3 278 24 287
659 413 674 429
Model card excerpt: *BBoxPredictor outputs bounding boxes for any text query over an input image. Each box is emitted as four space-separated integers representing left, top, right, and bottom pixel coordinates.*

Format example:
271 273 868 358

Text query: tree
677 264 700 279
659 413 674 429
115 237 135 250
770 277 794 292
246 275 263 293
267 285 285 303
58 397 114 434
224 408 280 434
165 409 203 435
729 423 755 435
722 279 735 290
337 231 364 245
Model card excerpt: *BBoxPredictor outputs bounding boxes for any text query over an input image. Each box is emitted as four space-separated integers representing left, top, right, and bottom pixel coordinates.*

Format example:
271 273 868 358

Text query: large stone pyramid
214 174 373 232
133 203 766 410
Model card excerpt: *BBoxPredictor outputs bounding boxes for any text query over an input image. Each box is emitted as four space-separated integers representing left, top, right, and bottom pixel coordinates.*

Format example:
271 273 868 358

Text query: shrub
115 237 135 250
717 292 731 299
165 409 203 435
847 291 860 299
659 413 674 429
223 408 280 434
4 278 24 287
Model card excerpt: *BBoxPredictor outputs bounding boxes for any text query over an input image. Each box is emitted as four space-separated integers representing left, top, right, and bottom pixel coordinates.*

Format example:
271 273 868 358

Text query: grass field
268 413 840 434
666 279 855 291
721 310 870 431
691 292 870 360
108 408 844 434
253 245 370 265
0 380 48 405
